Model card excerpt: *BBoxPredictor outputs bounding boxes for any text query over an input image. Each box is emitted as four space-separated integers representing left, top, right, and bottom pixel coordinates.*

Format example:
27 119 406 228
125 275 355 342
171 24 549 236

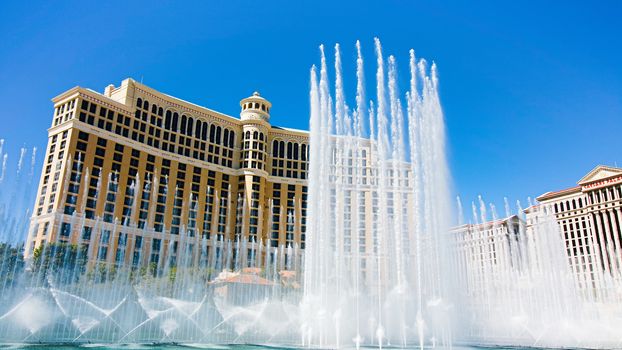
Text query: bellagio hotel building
26 78 312 270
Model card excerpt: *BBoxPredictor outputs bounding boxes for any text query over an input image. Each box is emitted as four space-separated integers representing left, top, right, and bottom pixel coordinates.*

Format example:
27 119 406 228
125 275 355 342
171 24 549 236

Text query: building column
602 209 618 276
608 215 622 299
611 208 622 277
585 212 605 300
577 217 594 299
590 211 610 275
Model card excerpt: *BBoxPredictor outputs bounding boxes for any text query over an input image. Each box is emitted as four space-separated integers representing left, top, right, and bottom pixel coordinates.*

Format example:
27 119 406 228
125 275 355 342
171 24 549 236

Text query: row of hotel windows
241 130 267 170
55 130 236 240
75 98 236 168
557 210 622 274
559 217 593 259
271 183 308 249
52 223 207 269
53 100 76 126
137 97 235 146
55 96 315 182
271 139 308 179
241 101 270 113
589 186 622 205
138 96 310 180
135 98 236 168
38 130 310 247
553 186 622 213
36 130 70 216
50 221 299 272
56 144 398 244
554 198 586 213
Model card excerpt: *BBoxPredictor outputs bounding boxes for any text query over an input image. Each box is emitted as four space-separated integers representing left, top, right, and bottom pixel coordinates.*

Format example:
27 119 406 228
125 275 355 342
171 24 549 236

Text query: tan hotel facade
27 78 315 270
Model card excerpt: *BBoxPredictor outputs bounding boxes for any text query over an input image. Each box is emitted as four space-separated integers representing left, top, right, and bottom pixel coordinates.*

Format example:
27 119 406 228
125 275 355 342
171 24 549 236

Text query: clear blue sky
0 0 621 214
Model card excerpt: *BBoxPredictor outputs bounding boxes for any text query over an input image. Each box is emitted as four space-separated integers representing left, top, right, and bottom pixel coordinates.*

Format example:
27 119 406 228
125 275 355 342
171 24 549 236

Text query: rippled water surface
0 345 534 350
0 345 293 350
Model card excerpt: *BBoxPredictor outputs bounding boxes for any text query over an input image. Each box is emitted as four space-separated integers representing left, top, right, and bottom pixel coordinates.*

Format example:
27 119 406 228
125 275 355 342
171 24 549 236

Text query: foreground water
0 346 546 350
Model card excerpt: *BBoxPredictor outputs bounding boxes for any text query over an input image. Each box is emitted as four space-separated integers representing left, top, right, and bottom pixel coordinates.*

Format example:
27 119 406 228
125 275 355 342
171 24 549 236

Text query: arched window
201 123 208 141
287 142 293 159
572 199 576 209
245 131 251 140
293 143 299 160
223 129 229 146
195 120 202 138
158 107 163 116
273 140 279 157
554 203 558 213
301 144 307 161
578 198 582 208
172 113 179 132
165 111 172 129
151 104 157 114
254 102 259 109
215 126 222 144
279 141 285 158
259 133 264 141
187 117 194 136
143 100 149 110
209 125 216 142
180 115 187 134
228 131 235 148
253 131 258 140
261 104 266 111
136 98 143 108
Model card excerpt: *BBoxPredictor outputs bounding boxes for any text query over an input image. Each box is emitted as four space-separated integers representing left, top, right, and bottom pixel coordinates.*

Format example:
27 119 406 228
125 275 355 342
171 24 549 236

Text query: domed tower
239 92 271 172
240 91 271 123
236 92 271 267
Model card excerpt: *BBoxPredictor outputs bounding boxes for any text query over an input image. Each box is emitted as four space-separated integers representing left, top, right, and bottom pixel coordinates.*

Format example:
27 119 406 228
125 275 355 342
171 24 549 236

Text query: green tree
31 242 87 284
0 243 25 288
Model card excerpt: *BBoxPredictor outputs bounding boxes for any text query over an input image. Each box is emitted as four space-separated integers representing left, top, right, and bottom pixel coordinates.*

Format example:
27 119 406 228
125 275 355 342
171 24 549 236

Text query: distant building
536 165 622 299
451 215 524 296
453 165 622 301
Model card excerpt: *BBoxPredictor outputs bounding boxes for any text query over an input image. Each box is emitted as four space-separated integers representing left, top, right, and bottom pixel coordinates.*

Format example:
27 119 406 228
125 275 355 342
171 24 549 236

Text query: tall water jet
303 38 453 348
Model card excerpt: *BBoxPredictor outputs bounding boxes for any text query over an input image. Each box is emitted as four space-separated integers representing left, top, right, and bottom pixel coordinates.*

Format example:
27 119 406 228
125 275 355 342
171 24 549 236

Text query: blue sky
0 0 621 215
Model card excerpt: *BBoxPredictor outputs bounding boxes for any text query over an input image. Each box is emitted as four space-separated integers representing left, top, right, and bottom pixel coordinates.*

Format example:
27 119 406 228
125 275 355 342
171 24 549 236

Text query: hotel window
150 238 161 266
172 113 179 132
165 111 172 129
115 233 127 265
180 115 187 134
187 117 194 136
60 222 71 237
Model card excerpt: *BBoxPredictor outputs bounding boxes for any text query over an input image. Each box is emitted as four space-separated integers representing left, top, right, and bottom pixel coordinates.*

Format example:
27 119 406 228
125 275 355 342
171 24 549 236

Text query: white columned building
536 165 622 301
